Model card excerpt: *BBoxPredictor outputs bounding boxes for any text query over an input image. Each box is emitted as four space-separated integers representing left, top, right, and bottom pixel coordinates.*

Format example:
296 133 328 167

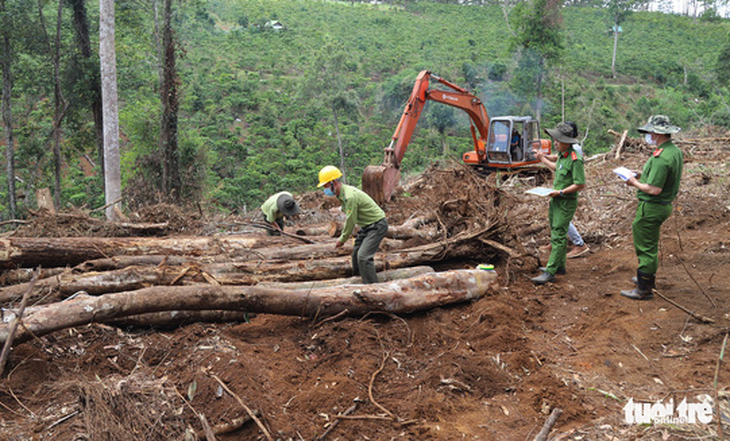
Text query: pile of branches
0 165 522 350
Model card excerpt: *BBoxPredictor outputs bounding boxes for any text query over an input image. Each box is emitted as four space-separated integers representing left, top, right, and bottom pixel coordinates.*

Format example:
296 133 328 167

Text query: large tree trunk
100 0 122 220
1 5 16 219
0 240 464 301
255 266 434 290
69 0 105 193
296 216 436 241
0 235 329 269
52 0 68 209
36 0 69 209
107 310 252 328
0 269 497 345
0 224 498 271
159 0 180 199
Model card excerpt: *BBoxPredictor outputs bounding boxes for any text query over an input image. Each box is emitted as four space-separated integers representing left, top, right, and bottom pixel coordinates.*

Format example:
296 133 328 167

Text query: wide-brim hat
277 194 301 216
545 122 579 144
637 115 681 134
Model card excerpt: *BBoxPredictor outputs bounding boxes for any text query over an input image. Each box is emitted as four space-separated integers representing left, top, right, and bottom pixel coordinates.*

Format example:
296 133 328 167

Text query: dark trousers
352 218 388 284
261 211 284 236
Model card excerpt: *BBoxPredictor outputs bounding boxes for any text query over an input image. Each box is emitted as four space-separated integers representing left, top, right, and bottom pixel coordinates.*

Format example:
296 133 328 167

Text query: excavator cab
484 117 548 166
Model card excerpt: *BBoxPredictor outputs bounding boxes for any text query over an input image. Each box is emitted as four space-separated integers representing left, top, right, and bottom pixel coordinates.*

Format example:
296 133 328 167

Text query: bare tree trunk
100 0 122 220
611 22 619 79
0 237 488 302
51 0 67 209
295 221 341 237
0 235 340 269
69 0 105 193
36 0 69 209
107 310 252 328
159 0 180 199
0 247 441 302
0 269 497 345
0 0 16 219
256 266 434 290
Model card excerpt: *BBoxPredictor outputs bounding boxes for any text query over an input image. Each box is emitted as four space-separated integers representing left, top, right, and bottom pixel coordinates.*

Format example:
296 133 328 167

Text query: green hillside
1 0 729 215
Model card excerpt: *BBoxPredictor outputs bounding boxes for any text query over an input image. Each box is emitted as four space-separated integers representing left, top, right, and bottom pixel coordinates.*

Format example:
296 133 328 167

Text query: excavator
362 70 553 204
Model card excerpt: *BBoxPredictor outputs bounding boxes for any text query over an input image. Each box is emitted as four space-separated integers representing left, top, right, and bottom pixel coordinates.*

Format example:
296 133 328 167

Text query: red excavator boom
362 70 549 205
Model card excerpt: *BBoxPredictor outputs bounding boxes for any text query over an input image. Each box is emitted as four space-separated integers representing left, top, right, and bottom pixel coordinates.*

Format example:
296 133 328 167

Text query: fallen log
295 221 341 237
296 215 437 241
1 266 192 303
0 245 444 302
0 267 67 285
0 269 497 345
256 266 434 290
0 235 334 269
2 227 499 302
106 310 252 328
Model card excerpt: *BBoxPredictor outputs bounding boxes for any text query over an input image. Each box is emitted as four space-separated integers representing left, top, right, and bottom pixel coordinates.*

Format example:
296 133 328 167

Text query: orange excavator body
362 70 551 204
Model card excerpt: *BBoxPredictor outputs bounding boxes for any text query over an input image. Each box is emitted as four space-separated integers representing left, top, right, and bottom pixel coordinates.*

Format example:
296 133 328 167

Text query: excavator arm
362 70 490 204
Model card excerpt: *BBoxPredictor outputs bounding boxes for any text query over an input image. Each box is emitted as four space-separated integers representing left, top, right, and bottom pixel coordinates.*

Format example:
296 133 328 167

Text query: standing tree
157 0 181 200
510 0 564 119
36 0 70 209
68 0 105 194
717 34 730 86
0 0 17 219
99 0 122 220
608 0 634 78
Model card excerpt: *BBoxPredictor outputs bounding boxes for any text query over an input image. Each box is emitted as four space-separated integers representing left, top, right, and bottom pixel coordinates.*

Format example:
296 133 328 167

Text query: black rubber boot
621 271 654 300
540 266 566 275
531 272 556 285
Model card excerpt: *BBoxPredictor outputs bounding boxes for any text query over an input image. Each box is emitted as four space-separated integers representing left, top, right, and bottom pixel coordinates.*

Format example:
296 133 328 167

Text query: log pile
0 166 525 347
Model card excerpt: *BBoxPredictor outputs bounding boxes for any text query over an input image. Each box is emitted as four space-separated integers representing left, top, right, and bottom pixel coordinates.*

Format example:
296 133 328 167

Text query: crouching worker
260 192 301 235
318 166 388 284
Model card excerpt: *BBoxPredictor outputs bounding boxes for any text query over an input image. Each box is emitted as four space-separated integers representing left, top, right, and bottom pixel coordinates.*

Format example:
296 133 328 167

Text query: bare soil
1 136 729 440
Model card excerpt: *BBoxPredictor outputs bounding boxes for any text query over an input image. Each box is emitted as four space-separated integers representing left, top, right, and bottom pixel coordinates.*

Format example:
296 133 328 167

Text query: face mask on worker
323 186 335 197
645 133 656 145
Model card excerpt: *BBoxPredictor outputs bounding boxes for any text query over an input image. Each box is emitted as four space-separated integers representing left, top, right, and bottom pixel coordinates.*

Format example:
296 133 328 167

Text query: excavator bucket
362 165 401 206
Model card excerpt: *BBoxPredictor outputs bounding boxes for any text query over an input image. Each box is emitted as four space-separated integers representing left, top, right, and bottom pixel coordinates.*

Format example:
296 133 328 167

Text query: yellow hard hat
317 165 343 187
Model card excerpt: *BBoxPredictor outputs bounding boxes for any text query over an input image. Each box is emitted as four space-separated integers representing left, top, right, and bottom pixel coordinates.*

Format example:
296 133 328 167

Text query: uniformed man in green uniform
621 115 683 300
260 191 301 235
317 165 389 284
531 122 586 284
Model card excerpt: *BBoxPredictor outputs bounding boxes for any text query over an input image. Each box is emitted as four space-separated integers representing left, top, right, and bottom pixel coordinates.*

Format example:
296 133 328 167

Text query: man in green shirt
260 191 301 235
621 115 683 300
531 122 586 285
317 165 388 284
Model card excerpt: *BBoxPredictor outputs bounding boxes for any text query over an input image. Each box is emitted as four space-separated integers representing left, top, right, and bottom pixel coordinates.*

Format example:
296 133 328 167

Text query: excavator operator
510 129 522 161
318 166 389 284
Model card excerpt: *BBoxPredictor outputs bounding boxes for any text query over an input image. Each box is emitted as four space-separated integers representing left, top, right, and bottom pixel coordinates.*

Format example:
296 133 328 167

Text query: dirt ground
0 134 729 440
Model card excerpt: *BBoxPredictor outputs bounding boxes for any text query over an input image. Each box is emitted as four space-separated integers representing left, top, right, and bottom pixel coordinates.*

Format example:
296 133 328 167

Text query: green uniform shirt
261 191 292 223
552 147 585 200
337 184 386 243
637 141 683 204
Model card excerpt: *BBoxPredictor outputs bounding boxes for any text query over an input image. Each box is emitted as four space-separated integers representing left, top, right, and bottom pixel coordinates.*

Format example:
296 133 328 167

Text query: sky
651 0 730 16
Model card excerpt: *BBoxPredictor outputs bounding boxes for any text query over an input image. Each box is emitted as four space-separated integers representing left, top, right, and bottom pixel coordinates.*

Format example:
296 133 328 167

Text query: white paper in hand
613 166 636 181
525 187 554 197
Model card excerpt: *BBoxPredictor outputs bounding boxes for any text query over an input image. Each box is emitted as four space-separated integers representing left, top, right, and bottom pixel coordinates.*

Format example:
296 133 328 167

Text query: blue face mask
323 187 335 197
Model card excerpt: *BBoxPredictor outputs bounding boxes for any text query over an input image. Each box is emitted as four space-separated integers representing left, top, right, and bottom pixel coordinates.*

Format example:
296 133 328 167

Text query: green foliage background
1 0 729 215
